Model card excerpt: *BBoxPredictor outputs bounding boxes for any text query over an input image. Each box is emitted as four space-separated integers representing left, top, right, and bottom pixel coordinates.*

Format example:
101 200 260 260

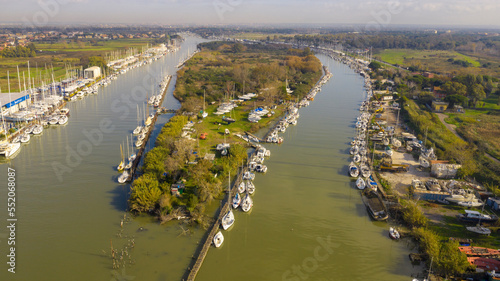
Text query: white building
84 66 101 79
0 92 30 114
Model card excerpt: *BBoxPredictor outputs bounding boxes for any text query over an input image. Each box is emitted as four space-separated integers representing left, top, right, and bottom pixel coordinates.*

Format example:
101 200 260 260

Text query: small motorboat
213 231 224 248
389 227 400 240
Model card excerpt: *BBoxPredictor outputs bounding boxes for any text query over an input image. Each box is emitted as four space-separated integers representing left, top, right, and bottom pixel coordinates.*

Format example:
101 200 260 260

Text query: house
431 100 449 112
382 95 393 101
452 105 464 113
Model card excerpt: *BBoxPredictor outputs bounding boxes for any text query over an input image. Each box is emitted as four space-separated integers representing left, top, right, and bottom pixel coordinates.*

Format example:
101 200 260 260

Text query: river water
195 54 421 281
0 41 419 281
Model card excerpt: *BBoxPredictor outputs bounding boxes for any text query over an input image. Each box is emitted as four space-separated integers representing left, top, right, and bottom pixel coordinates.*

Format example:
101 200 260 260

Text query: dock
183 166 245 281
128 75 172 182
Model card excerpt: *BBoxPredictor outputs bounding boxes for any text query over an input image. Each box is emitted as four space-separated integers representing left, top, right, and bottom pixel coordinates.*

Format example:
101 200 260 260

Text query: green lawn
376 49 480 67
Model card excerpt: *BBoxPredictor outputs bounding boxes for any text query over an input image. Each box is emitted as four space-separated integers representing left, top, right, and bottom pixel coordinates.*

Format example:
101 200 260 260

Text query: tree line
0 43 36 58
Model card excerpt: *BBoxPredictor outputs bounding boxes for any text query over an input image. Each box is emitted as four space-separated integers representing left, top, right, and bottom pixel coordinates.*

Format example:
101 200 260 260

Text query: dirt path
436 113 463 141
436 113 500 164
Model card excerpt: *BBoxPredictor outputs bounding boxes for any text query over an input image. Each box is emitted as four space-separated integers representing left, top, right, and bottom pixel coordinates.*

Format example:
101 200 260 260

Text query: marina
1 39 420 281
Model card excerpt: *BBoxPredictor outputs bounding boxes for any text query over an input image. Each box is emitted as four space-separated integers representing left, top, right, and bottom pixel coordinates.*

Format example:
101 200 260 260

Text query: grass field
0 39 153 92
374 49 500 77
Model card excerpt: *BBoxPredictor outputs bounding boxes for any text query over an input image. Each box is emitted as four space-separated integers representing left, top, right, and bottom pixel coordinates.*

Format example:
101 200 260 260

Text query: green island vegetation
128 41 323 226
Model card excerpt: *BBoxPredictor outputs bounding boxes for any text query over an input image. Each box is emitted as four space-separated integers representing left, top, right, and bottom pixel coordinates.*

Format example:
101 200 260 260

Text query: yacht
0 142 21 158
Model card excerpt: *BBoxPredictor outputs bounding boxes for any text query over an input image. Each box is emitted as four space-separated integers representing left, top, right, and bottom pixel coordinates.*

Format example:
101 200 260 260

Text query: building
431 100 449 112
452 105 464 113
84 66 101 79
0 92 30 113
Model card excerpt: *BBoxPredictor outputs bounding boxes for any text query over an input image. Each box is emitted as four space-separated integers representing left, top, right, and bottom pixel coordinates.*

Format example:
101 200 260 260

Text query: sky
1 0 499 27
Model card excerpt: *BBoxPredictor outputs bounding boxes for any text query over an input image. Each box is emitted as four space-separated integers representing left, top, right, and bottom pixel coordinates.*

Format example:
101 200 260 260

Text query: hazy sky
1 0 499 27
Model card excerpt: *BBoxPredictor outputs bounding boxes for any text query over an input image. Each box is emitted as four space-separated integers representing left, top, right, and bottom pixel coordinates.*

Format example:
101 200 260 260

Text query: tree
143 146 169 179
128 174 162 213
402 200 428 228
469 84 486 107
444 94 468 108
368 61 382 71
442 81 467 96
436 240 470 277
412 227 440 259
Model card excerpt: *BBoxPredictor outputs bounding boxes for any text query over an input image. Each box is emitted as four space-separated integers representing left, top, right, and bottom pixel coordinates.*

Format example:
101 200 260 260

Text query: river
0 42 419 281
0 36 208 281
195 54 421 281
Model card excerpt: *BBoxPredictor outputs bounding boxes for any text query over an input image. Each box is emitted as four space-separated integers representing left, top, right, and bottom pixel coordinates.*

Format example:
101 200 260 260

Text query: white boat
457 200 484 208
389 227 401 239
213 231 224 248
133 126 143 135
0 142 21 158
243 171 255 181
356 177 366 190
246 181 255 195
225 128 230 135
255 164 267 173
221 209 235 230
32 124 43 135
117 170 129 184
48 116 59 125
466 225 491 235
135 139 143 148
349 162 359 178
241 194 253 212
360 165 370 178
20 133 30 143
58 115 69 125
232 193 241 208
238 181 246 193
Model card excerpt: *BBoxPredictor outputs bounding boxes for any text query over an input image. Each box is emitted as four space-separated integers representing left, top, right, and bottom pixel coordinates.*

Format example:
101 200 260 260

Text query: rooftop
0 92 30 108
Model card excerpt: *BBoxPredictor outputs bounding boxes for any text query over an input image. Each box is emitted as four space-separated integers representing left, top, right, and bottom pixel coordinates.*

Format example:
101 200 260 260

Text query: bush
401 200 428 228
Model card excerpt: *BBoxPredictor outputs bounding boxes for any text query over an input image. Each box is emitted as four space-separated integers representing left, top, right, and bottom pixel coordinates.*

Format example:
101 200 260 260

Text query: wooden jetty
184 167 245 281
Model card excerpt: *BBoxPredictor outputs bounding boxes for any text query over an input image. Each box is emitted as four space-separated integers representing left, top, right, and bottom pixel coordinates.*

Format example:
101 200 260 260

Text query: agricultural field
0 39 152 92
374 48 500 77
